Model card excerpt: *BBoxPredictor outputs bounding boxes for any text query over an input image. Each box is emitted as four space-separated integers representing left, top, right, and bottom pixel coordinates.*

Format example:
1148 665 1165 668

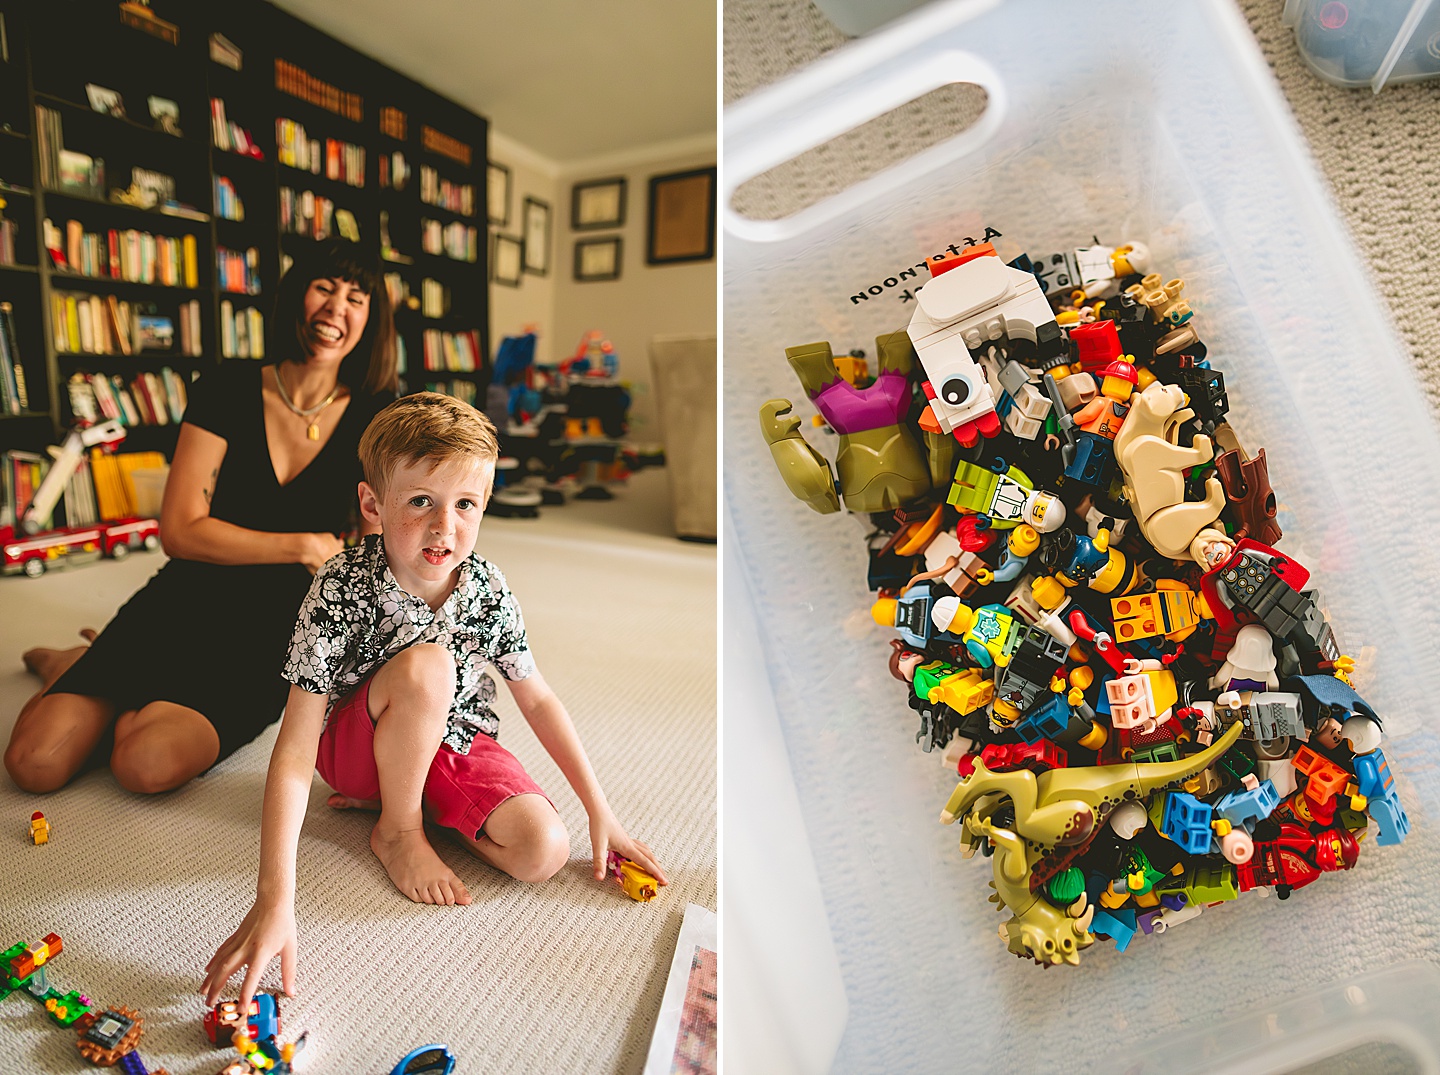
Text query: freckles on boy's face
375 457 495 578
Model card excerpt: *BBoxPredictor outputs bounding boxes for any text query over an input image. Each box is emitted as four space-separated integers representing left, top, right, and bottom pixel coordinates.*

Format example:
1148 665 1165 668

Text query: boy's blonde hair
359 392 500 497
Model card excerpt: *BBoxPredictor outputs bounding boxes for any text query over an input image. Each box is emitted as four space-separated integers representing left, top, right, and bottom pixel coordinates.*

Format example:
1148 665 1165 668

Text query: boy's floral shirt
283 534 535 752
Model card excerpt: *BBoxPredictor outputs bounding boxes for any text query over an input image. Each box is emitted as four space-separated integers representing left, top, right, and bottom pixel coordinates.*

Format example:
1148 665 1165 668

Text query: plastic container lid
1283 0 1440 91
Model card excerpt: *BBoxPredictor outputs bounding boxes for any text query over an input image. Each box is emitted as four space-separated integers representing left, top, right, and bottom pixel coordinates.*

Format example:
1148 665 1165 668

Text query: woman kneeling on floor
4 239 397 794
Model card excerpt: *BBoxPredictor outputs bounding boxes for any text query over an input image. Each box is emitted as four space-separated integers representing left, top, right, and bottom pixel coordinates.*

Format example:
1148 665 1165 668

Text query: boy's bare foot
327 793 380 811
370 820 472 906
22 630 97 683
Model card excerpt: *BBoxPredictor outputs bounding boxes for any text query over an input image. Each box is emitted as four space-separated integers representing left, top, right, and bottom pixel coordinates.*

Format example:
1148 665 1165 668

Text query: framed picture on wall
487 161 511 226
572 177 626 230
574 236 622 282
646 166 716 265
522 197 551 275
492 233 522 286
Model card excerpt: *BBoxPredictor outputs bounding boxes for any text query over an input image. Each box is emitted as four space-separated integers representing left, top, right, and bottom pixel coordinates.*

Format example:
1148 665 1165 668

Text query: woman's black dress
49 361 392 762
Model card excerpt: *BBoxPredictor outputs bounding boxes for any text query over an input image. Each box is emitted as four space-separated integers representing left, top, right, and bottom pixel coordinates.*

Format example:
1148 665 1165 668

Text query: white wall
487 131 562 367
488 131 717 448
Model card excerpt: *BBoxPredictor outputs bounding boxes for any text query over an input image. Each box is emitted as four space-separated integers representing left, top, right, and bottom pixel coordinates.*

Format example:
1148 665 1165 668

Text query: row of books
276 119 365 187
220 300 265 359
379 106 406 141
51 292 202 357
36 107 106 198
421 219 479 262
419 165 475 216
275 58 363 123
214 176 245 221
0 217 20 266
68 367 189 428
421 329 481 372
4 447 97 530
279 187 360 242
0 303 29 415
378 150 410 191
421 277 449 318
44 219 200 289
422 379 477 405
210 98 264 160
217 246 261 294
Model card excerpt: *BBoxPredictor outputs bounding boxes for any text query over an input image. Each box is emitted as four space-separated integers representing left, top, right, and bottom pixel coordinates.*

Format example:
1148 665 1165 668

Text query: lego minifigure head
1341 715 1382 755
1110 241 1151 277
1098 358 1139 403
1031 575 1068 611
1021 492 1066 533
871 597 898 628
887 639 922 682
1226 624 1277 676
1190 528 1236 570
1316 826 1360 871
931 596 974 636
990 697 1020 729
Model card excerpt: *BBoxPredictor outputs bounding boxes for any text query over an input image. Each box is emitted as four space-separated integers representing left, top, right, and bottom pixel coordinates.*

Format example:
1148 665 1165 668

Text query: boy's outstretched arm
201 686 328 1010
506 673 668 886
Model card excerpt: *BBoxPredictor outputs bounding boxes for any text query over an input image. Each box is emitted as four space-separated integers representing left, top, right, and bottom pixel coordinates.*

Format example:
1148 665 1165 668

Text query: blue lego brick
1369 796 1411 846
1214 780 1280 830
1352 750 1394 801
1013 692 1069 745
1090 907 1137 952
1162 791 1214 855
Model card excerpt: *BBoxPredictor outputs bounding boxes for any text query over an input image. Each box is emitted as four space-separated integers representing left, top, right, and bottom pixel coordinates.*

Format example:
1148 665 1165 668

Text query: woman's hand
589 810 667 887
296 532 345 573
202 897 298 1011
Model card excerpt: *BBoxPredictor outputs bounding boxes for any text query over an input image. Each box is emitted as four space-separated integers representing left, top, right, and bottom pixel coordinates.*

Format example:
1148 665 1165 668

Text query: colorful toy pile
759 237 1409 967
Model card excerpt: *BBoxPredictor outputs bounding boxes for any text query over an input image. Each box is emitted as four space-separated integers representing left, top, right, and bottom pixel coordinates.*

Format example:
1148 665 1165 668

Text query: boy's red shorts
316 675 552 840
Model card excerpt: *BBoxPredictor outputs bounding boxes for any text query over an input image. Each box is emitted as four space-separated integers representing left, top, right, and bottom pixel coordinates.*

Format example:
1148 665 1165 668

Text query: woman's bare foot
22 630 97 685
370 820 471 906
327 793 380 811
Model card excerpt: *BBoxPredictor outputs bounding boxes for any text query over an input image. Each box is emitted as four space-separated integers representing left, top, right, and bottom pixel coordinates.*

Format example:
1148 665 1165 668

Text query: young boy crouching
203 393 664 1008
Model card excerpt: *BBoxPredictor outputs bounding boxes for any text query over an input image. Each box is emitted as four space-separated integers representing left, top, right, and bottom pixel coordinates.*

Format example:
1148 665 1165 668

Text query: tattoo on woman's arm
203 467 217 505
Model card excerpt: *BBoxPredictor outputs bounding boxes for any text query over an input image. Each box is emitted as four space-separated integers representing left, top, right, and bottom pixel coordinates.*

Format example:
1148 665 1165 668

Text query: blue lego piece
1161 791 1214 855
1090 907 1137 952
492 333 537 385
1063 431 1113 486
250 992 280 1041
1214 780 1280 831
1352 749 1393 801
1353 750 1410 845
1367 796 1411 846
1013 692 1070 745
891 582 968 651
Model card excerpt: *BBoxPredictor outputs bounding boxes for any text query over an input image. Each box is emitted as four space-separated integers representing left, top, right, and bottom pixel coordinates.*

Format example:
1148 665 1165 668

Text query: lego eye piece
940 376 971 406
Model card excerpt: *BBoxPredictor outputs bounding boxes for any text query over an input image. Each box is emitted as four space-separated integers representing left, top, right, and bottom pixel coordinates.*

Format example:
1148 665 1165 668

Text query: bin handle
724 2 1008 245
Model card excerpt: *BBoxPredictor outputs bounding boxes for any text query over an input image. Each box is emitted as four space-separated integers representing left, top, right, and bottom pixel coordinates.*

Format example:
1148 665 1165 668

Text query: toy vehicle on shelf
2 517 160 578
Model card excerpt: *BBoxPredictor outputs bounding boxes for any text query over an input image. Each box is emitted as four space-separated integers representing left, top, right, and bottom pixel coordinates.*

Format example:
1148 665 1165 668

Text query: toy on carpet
204 992 280 1046
29 810 49 844
607 850 660 902
2 932 169 1071
390 1044 457 1074
759 235 1409 966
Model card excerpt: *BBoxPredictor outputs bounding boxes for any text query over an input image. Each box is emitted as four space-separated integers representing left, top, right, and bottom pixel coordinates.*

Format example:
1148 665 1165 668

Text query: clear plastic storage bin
723 2 1440 1072
1284 0 1440 91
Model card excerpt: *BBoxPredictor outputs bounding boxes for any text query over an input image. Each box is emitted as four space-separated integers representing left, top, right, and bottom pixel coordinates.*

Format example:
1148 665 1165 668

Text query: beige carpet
0 468 715 1074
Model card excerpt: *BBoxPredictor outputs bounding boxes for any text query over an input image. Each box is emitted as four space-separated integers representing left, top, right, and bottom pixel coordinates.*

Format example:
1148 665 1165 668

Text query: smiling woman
3 239 399 797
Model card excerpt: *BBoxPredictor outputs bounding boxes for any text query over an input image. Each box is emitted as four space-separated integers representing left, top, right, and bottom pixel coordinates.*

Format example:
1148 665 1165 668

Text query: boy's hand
202 898 298 1011
590 811 667 886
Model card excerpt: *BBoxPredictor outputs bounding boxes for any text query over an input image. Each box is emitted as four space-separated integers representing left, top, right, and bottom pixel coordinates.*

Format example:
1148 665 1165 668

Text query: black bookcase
0 0 490 462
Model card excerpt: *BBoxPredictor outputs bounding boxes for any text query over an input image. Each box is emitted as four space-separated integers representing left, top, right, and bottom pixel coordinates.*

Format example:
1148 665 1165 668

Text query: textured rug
0 468 716 1074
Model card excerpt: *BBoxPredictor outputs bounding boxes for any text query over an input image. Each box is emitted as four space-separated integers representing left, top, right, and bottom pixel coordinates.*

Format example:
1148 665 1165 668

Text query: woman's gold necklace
274 363 338 440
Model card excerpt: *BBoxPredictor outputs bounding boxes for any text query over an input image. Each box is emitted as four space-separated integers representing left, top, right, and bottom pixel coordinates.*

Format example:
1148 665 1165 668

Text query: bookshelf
0 0 490 475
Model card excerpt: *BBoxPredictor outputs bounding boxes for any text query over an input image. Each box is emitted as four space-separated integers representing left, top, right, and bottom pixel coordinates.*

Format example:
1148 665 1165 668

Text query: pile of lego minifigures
759 237 1409 967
